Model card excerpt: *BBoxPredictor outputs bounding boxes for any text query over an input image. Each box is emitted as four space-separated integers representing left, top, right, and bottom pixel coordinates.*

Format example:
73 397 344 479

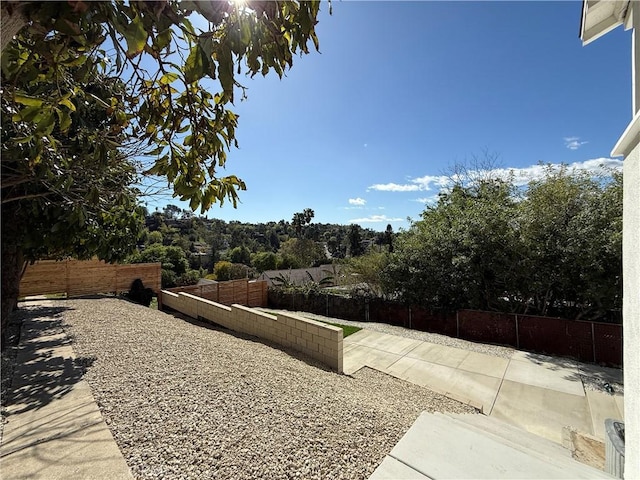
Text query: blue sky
147 1 632 230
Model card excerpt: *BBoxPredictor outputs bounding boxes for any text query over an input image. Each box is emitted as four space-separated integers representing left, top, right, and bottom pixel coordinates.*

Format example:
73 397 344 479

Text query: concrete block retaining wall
160 291 343 372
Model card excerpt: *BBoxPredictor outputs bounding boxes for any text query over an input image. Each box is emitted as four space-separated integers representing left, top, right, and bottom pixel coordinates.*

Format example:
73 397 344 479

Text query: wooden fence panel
593 322 623 366
247 281 267 307
217 282 236 305
115 264 161 293
458 310 518 346
19 259 161 297
167 279 268 307
234 279 249 305
67 259 117 297
19 261 68 297
198 284 219 301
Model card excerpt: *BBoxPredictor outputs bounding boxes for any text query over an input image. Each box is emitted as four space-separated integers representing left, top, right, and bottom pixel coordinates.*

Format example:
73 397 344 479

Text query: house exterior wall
623 141 639 480
582 3 639 476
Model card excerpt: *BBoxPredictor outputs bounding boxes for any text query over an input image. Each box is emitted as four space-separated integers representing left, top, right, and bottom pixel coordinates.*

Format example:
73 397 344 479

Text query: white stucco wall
623 141 639 479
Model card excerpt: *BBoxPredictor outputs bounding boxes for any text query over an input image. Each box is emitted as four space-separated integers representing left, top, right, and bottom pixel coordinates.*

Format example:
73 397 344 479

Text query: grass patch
263 310 361 338
322 321 361 338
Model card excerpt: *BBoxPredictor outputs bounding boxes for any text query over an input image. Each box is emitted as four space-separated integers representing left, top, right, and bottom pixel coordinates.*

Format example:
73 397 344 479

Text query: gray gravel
60 298 476 480
272 310 516 359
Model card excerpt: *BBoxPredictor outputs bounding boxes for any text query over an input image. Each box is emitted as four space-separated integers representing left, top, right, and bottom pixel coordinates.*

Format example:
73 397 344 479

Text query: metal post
456 311 460 338
515 314 520 349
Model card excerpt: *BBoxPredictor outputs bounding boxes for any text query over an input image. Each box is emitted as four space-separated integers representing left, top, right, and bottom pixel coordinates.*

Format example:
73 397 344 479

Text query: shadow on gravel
2 303 95 416
166 310 334 373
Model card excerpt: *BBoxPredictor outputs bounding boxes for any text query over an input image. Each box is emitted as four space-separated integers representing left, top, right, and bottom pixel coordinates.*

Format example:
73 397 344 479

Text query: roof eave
580 0 630 46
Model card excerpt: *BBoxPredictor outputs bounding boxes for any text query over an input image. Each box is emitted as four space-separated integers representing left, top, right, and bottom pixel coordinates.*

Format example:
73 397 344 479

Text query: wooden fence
268 291 623 367
163 279 268 307
19 259 162 298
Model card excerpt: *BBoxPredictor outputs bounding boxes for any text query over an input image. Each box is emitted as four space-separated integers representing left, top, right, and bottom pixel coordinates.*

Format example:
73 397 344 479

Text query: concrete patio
344 329 624 445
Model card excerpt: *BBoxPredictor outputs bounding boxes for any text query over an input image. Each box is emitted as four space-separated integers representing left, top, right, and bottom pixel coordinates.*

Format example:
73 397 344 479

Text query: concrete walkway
0 301 132 479
344 329 624 445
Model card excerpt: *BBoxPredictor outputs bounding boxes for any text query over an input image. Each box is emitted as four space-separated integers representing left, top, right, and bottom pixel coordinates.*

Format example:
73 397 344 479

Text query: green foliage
270 271 333 296
127 244 190 288
252 251 279 272
148 231 163 245
517 167 622 318
161 269 178 288
291 208 314 238
0 0 326 331
229 245 251 265
347 224 364 257
279 238 325 268
213 261 233 281
344 251 390 298
229 263 249 280
179 269 202 287
385 178 524 310
212 261 247 281
1 1 325 212
1 54 145 265
384 224 395 253
384 166 622 320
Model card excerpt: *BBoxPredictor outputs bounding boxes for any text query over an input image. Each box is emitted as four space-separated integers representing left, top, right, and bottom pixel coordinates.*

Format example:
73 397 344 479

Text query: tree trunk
1 204 24 349
1 3 27 53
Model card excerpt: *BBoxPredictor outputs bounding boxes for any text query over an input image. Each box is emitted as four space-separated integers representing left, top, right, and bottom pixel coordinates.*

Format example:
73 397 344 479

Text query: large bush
127 244 193 288
384 166 622 320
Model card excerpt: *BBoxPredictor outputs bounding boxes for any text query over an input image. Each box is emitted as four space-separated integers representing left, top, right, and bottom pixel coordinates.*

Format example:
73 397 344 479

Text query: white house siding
623 141 639 480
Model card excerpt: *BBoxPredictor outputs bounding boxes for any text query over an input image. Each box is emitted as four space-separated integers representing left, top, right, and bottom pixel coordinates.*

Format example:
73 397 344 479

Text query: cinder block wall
160 291 343 372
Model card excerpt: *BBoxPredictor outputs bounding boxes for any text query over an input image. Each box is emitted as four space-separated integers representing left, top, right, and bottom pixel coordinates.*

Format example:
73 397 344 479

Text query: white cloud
349 215 404 223
495 158 622 186
564 136 588 150
410 174 450 190
348 197 366 206
412 195 439 204
367 183 421 192
367 158 622 194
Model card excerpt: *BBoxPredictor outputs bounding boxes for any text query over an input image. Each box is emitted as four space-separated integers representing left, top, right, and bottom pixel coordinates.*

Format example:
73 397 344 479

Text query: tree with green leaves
345 251 390 298
251 251 278 273
291 208 315 238
127 243 190 288
384 223 394 253
229 245 251 265
385 178 520 310
278 237 325 268
1 57 146 340
517 166 622 318
1 0 326 341
384 165 622 319
347 224 364 257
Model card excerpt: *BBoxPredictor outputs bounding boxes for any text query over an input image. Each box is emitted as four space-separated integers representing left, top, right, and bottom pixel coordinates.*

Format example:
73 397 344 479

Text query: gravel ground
59 298 476 480
272 310 516 359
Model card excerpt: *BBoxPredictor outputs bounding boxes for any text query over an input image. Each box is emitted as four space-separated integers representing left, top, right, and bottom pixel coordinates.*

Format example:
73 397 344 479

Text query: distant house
580 1 639 477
